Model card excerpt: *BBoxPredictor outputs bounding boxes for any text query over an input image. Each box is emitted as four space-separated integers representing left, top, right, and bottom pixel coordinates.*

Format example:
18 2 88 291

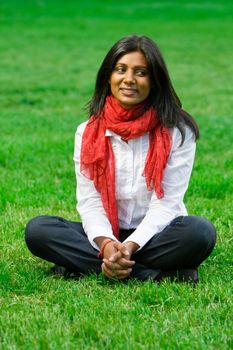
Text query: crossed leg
25 215 216 282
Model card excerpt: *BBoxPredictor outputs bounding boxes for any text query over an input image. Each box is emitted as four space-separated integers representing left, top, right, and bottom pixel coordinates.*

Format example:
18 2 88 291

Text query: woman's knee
25 216 50 251
183 216 216 250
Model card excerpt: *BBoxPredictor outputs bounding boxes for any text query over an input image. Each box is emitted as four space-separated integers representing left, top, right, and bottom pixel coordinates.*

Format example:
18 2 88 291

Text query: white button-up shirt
74 121 196 251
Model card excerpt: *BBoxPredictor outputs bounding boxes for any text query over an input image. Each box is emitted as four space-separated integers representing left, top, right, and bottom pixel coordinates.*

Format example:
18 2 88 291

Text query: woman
25 35 216 283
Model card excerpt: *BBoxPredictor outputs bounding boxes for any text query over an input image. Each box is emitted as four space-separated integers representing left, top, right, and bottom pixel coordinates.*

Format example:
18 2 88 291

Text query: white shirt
73 121 196 251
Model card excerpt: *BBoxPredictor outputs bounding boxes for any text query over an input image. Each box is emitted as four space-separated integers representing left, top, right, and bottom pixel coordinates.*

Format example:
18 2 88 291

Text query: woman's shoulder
75 120 88 136
74 121 89 161
171 123 195 139
170 124 196 149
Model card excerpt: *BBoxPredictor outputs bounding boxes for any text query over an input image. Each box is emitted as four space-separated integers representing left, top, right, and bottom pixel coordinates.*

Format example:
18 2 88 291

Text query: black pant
25 215 216 280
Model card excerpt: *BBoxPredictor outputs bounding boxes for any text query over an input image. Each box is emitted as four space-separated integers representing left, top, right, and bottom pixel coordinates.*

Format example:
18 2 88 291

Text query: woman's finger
103 259 122 271
102 263 132 279
108 250 122 262
107 242 130 262
103 257 135 270
117 258 135 268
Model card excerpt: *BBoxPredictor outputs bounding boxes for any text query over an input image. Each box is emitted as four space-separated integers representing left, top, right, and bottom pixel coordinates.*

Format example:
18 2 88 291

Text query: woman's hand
101 241 137 280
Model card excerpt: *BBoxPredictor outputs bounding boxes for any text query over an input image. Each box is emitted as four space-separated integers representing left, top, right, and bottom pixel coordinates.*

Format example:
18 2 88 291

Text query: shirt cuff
123 222 167 251
82 222 117 251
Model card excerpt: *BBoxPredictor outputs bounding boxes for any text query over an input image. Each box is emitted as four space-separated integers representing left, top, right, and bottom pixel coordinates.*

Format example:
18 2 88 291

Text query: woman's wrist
97 239 113 259
124 241 140 255
94 236 114 250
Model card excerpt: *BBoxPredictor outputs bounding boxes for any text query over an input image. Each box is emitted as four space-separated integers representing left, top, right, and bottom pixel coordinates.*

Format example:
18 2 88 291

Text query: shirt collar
105 129 122 141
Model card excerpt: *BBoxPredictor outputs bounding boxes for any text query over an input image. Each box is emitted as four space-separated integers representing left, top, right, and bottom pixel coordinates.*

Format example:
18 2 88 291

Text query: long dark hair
88 35 199 142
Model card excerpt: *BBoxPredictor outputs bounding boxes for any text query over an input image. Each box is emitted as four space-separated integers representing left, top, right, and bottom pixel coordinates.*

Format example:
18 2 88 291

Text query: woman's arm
74 123 117 250
123 126 196 251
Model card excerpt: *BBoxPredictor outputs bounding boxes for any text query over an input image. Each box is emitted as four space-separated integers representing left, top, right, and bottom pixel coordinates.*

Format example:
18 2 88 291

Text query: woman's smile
120 87 138 96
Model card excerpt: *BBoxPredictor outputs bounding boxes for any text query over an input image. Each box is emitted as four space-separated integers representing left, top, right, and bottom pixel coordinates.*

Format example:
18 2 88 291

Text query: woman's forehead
115 51 148 67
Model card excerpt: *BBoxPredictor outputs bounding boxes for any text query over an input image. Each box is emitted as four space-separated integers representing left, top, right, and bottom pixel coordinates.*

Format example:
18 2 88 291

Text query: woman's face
109 51 151 109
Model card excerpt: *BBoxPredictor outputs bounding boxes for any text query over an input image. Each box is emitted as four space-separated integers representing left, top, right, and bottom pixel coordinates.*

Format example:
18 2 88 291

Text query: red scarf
81 96 171 239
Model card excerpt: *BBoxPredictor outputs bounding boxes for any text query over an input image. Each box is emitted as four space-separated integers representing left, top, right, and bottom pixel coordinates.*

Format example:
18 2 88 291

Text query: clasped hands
101 241 137 280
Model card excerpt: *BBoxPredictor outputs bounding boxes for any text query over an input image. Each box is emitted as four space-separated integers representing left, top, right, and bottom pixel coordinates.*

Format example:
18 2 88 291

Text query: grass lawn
0 0 232 349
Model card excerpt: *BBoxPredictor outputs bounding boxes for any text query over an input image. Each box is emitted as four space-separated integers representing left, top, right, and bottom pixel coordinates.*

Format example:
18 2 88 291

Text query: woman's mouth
120 88 138 96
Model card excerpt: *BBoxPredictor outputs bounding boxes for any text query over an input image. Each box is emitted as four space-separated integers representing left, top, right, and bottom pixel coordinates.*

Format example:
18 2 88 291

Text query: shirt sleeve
73 123 117 250
123 126 196 250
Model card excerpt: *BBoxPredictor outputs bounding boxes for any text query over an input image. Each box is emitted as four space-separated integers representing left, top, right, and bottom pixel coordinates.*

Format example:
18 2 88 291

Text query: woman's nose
123 70 135 84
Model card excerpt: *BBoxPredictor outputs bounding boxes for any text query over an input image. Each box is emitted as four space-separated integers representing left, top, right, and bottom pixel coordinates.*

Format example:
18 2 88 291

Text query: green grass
0 0 233 349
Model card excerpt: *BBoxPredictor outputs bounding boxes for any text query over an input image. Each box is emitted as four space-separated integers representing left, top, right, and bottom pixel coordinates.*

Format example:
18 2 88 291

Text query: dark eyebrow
115 63 148 69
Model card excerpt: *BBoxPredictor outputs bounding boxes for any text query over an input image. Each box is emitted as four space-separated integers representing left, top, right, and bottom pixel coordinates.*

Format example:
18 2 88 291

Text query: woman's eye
115 66 125 73
135 69 147 76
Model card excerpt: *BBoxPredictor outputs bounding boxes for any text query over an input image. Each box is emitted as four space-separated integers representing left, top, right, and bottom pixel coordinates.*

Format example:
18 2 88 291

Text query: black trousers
25 215 216 281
